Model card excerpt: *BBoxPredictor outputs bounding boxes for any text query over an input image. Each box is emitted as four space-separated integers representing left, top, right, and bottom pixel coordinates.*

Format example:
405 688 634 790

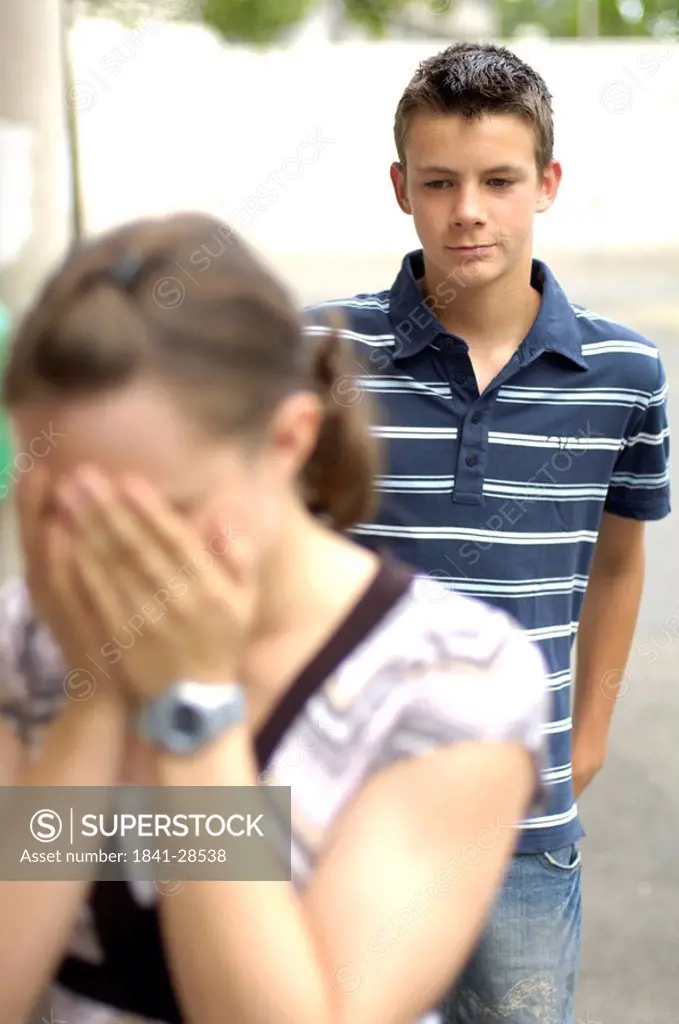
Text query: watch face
140 682 244 755
171 702 204 738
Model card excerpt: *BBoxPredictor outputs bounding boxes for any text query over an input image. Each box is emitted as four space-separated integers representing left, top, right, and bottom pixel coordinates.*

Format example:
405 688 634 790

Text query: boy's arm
573 351 670 798
572 513 645 798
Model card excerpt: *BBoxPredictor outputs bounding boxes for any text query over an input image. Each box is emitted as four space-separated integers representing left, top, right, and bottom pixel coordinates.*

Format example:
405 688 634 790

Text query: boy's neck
421 254 541 352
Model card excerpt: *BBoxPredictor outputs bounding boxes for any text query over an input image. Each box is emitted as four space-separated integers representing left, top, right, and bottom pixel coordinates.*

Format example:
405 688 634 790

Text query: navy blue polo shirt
304 250 670 854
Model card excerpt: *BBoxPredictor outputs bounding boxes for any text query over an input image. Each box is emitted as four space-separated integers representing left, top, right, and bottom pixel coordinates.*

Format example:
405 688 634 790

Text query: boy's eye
424 179 515 190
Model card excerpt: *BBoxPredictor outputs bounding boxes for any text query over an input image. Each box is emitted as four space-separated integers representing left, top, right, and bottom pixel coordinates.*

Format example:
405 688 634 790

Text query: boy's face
391 111 561 291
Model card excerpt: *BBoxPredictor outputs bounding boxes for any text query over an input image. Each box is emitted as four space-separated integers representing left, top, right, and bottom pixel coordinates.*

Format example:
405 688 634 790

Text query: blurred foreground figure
0 212 548 1024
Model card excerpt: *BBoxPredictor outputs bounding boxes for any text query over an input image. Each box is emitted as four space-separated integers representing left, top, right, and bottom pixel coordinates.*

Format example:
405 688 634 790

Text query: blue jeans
440 843 582 1024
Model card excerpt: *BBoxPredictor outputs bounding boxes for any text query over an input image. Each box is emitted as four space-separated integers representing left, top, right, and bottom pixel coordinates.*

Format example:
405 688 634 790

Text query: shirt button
465 454 478 467
470 412 481 424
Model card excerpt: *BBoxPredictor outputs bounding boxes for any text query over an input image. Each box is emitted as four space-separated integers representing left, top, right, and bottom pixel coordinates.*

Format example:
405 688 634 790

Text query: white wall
68 19 679 260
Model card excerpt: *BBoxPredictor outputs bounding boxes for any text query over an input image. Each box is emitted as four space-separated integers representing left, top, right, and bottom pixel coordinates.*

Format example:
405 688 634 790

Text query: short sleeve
365 601 550 816
420 624 550 814
605 353 670 520
0 576 65 743
475 626 550 804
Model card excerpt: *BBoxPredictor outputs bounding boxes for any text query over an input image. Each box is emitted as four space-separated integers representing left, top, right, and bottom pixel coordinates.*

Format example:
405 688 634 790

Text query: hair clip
104 251 147 292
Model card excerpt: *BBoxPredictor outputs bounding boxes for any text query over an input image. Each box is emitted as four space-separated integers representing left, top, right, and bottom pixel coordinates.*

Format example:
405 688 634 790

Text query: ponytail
301 312 380 532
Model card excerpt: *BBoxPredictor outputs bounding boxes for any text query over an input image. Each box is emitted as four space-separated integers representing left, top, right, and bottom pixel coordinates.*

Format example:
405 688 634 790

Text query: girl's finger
16 465 51 581
69 537 133 648
56 470 125 564
62 468 191 592
118 474 203 567
43 518 104 664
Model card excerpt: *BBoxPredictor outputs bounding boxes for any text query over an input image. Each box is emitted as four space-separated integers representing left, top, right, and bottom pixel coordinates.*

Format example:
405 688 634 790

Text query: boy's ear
536 159 562 213
390 161 412 215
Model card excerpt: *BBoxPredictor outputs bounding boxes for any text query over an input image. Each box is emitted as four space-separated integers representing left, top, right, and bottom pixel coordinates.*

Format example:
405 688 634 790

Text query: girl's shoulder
266 570 549 851
338 572 549 751
268 566 549 792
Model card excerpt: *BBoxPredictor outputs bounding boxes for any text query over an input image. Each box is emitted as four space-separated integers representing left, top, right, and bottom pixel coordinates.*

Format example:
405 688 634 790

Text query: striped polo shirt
303 250 671 855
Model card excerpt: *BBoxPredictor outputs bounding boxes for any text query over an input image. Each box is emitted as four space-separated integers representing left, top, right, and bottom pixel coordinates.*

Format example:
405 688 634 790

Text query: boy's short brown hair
394 42 554 171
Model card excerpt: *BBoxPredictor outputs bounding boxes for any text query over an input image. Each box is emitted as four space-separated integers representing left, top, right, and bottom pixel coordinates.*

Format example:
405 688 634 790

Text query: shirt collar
388 249 588 370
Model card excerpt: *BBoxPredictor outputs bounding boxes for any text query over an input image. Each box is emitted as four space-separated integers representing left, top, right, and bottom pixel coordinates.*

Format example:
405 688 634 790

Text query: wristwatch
135 680 247 755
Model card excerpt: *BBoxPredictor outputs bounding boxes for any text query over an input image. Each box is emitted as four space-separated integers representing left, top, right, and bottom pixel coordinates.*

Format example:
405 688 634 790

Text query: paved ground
281 249 679 1024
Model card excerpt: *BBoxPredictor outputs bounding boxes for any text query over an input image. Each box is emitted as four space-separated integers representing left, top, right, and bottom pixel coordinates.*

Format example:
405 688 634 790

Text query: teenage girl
0 212 547 1024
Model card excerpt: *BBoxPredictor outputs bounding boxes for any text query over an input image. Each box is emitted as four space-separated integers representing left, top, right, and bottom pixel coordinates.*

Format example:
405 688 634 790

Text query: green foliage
79 0 412 41
499 0 576 36
76 0 679 40
200 0 411 41
77 0 313 42
200 0 315 44
343 0 411 35
499 0 679 38
598 0 679 35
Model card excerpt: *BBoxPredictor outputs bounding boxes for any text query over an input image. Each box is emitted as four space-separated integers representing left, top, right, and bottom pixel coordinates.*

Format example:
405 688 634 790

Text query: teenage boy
304 42 670 1024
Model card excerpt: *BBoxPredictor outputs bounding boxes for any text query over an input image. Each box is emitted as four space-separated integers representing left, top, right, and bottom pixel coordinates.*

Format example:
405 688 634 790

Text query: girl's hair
1 212 378 531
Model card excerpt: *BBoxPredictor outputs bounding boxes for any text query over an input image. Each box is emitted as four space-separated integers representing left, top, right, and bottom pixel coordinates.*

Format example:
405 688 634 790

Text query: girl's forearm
0 693 127 1023
153 727 335 1024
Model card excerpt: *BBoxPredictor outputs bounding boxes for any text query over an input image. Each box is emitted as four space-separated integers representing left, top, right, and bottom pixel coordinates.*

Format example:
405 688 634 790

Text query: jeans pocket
538 842 582 875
